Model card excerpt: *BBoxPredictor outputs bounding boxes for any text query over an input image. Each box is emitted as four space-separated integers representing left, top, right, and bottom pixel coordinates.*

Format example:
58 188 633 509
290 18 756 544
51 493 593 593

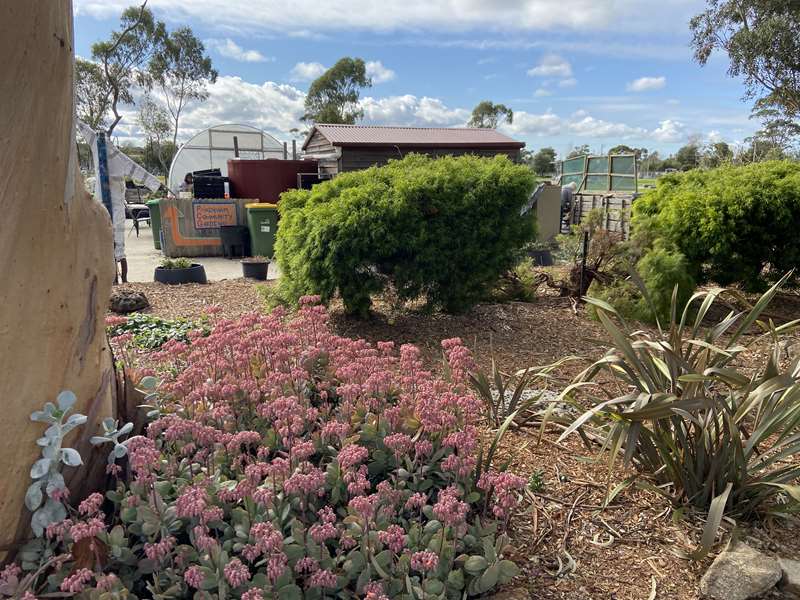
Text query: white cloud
502 111 562 137
568 113 646 139
360 95 469 127
627 76 666 92
95 74 708 153
290 62 327 81
365 61 396 84
558 77 578 88
74 0 698 34
534 88 552 97
113 76 306 144
527 54 572 78
206 38 272 63
651 119 686 142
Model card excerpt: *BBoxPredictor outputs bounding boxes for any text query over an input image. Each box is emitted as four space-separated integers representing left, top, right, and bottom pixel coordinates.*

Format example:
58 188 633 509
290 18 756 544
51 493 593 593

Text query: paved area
122 220 279 283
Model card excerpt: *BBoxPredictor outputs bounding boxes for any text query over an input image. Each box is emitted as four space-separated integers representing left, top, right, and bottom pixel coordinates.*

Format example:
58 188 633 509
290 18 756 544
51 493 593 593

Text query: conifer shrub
275 154 536 316
632 161 800 290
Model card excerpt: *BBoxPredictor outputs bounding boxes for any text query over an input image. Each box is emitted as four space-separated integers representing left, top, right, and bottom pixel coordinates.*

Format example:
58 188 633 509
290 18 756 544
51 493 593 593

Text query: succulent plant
27 391 87 537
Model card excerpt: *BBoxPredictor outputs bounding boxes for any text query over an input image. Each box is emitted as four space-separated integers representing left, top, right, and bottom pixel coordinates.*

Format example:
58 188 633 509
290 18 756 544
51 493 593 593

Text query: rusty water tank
227 159 319 203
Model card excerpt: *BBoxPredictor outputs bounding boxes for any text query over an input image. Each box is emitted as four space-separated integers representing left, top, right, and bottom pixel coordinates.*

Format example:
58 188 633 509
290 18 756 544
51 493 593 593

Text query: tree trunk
0 1 117 559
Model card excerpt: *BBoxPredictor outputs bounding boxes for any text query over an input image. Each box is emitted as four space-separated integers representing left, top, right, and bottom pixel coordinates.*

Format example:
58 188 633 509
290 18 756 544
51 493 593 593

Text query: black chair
220 225 250 258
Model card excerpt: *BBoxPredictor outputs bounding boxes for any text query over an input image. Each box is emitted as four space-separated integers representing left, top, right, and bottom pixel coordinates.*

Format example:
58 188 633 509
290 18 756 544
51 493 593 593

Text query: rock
700 543 782 600
779 558 800 598
109 290 149 313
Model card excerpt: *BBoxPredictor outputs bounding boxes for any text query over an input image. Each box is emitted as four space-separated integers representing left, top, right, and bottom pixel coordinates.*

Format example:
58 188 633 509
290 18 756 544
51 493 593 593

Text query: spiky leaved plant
557 273 800 556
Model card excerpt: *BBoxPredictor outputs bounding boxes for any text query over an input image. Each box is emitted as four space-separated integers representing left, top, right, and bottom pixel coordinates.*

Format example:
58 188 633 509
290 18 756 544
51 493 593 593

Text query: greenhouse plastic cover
167 124 285 194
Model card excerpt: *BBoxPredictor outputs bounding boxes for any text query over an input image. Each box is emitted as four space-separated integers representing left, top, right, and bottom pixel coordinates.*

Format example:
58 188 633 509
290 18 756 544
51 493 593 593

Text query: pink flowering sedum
8 302 524 598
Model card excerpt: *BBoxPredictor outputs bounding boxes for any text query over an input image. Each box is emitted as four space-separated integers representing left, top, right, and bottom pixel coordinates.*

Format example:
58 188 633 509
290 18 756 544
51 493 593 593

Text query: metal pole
292 139 297 160
283 142 288 160
578 230 589 298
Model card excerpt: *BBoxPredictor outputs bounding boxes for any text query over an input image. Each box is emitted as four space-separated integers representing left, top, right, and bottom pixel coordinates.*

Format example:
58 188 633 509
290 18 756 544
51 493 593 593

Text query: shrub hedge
275 154 536 316
632 161 800 290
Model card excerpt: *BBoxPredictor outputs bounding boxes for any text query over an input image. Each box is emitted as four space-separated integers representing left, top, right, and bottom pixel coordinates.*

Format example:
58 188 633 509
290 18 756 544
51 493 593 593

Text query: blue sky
73 0 758 157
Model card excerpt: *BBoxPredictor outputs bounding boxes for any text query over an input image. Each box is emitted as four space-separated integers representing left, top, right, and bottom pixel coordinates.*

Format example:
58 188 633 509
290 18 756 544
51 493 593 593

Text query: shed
301 124 525 177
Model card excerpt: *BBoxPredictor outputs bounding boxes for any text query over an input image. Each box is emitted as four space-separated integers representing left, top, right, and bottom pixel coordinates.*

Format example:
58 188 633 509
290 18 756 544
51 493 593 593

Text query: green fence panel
587 156 609 174
562 156 586 175
586 174 609 191
611 156 636 175
611 175 636 191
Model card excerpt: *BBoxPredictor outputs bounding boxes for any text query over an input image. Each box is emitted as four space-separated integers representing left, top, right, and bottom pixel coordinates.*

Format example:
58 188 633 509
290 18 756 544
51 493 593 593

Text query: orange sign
193 202 237 229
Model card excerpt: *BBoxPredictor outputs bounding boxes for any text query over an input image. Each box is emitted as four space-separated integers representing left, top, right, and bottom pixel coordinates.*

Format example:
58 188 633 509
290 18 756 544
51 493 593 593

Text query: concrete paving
121 220 279 283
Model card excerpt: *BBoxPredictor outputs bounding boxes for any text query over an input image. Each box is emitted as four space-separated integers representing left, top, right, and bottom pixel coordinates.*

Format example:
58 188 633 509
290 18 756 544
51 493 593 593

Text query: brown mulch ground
115 279 265 320
111 277 800 600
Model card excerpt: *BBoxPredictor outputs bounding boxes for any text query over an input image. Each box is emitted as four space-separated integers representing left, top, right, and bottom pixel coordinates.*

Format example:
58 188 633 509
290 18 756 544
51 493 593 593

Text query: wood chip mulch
108 277 800 600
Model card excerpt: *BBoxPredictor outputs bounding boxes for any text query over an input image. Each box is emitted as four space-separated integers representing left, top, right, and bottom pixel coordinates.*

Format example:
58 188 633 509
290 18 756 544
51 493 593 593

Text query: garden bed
106 278 800 600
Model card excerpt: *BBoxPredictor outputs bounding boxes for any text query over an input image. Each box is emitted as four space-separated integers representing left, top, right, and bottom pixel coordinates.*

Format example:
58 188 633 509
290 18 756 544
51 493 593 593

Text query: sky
72 0 758 157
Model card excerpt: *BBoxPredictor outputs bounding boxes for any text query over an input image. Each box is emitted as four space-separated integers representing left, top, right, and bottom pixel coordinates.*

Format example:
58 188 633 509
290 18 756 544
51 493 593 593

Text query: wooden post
0 0 117 558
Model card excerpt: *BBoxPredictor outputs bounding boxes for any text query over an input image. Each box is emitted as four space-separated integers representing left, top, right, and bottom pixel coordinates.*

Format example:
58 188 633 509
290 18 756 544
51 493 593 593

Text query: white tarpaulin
76 120 161 259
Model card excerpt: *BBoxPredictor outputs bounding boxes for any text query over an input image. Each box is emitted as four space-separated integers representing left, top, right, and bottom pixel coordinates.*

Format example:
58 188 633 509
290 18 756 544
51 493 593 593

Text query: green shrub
588 244 695 325
633 161 800 290
275 154 536 316
636 244 695 322
159 257 193 269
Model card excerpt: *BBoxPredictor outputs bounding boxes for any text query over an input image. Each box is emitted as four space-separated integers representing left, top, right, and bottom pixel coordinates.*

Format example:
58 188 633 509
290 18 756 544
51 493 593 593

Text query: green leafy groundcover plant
275 154 536 316
4 300 526 599
632 160 800 290
106 313 210 349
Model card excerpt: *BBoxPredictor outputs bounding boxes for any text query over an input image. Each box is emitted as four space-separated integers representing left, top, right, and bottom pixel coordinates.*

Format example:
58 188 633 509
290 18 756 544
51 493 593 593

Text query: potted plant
241 255 269 280
154 257 208 285
527 240 555 267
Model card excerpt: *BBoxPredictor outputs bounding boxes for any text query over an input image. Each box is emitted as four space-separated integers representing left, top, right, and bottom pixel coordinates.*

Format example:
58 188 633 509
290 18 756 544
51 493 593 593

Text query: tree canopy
690 0 800 121
302 57 372 124
468 101 513 128
77 3 214 144
531 147 556 175
149 27 217 147
567 144 590 158
75 58 111 130
88 3 166 135
675 144 701 170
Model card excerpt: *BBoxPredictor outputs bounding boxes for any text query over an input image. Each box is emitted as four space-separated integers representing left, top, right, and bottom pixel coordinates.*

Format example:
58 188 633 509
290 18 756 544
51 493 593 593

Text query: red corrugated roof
303 124 525 151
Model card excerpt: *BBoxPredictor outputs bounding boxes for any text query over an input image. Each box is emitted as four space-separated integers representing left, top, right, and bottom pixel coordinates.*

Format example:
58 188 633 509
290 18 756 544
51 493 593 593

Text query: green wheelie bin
246 203 279 258
146 199 162 250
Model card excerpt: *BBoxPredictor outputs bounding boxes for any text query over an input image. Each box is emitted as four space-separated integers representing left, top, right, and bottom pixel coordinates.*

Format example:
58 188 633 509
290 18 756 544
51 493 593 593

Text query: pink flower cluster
23 300 529 598
60 568 93 593
478 472 527 519
410 551 439 572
